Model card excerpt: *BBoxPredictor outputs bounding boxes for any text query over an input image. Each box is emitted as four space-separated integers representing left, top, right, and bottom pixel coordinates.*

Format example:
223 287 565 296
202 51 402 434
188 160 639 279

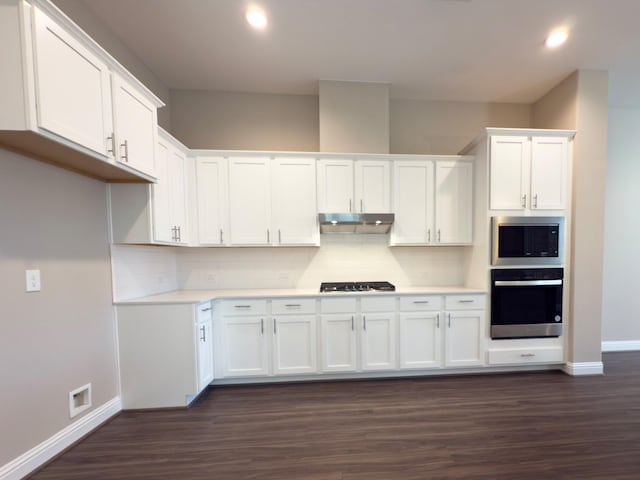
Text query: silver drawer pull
413 300 430 304
200 307 212 312
458 300 474 303
234 305 252 308
285 304 301 308
520 353 536 358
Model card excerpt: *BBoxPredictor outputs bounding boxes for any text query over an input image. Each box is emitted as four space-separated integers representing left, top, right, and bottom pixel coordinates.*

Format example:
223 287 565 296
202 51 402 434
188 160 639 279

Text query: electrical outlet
26 269 41 292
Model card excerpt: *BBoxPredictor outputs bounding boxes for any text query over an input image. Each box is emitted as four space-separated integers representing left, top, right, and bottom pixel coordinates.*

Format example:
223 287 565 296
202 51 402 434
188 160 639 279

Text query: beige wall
602 107 640 343
533 70 608 364
0 150 118 465
170 89 532 153
319 80 390 153
170 90 319 151
52 0 171 128
391 100 531 154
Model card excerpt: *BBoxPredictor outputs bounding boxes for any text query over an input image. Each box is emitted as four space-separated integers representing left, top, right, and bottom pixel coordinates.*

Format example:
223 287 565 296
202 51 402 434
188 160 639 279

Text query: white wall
176 236 469 290
0 149 118 466
602 107 640 343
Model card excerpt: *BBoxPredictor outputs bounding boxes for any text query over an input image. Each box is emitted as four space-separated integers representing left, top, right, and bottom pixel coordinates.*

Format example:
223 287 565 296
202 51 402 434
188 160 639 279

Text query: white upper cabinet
391 160 434 245
317 159 354 212
435 160 473 244
354 160 391 213
317 158 390 213
392 158 472 245
228 157 272 245
31 5 113 157
0 2 162 182
490 134 570 211
196 156 228 246
112 74 157 176
272 158 319 246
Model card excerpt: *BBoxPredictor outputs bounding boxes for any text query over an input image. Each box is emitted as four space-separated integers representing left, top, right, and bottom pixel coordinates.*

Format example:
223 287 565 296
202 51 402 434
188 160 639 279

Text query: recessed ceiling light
545 30 568 48
246 8 268 29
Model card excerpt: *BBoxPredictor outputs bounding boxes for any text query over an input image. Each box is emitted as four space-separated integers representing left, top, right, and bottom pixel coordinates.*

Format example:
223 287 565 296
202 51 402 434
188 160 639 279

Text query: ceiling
76 0 640 106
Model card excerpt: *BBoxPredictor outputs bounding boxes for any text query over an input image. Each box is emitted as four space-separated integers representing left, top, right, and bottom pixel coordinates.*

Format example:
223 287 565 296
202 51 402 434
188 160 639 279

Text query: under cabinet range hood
318 213 394 234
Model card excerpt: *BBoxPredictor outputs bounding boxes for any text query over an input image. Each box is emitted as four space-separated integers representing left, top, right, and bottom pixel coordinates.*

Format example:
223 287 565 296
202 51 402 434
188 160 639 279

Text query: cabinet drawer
272 298 316 315
445 295 486 310
196 301 213 322
488 347 563 365
219 299 268 316
320 297 357 314
361 296 395 312
399 296 442 311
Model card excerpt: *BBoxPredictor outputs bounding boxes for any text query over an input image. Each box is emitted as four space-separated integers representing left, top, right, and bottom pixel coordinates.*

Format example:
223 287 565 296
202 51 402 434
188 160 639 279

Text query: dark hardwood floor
30 352 640 479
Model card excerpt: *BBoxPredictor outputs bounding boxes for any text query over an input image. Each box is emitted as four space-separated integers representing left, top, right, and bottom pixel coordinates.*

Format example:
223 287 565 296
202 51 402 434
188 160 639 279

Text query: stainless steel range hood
318 213 394 234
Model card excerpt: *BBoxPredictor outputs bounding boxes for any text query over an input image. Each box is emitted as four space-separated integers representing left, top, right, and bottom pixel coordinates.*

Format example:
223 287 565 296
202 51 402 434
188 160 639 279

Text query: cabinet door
361 313 397 371
228 157 271 245
168 147 187 243
435 160 473 244
196 320 214 390
152 139 172 242
112 75 157 176
355 160 391 213
196 156 228 245
32 6 112 157
272 315 317 375
444 311 484 368
222 316 269 377
272 158 319 245
391 160 434 245
489 136 528 210
530 136 568 210
317 159 354 212
321 314 357 372
399 313 442 369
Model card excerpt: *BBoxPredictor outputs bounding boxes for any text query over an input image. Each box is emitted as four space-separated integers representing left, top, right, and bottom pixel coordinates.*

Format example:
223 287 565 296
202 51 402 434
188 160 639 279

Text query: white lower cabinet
321 314 357 372
399 312 441 369
116 301 213 409
272 314 317 375
221 315 269 377
444 310 485 368
361 312 397 371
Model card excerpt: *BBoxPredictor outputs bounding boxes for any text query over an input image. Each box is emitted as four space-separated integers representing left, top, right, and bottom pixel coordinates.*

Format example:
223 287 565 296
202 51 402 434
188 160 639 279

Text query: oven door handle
494 280 562 287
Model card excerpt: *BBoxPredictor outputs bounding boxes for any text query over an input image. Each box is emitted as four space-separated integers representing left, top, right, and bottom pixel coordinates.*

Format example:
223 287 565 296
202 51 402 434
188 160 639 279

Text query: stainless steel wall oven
490 268 563 339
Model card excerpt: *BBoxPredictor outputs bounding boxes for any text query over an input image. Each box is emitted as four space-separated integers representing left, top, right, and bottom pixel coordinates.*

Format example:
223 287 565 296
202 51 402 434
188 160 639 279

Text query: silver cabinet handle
107 133 115 155
533 194 539 208
363 315 366 331
436 313 440 328
360 199 363 212
177 226 181 242
521 353 536 358
285 304 301 308
261 318 264 334
458 299 474 303
220 229 223 244
273 318 277 334
120 139 129 162
171 226 178 242
267 229 270 243
351 315 354 331
278 229 282 244
413 300 430 304
234 305 251 308
521 193 527 208
427 229 431 243
447 313 451 328
437 229 441 243
199 325 206 342
349 198 352 212
200 307 212 312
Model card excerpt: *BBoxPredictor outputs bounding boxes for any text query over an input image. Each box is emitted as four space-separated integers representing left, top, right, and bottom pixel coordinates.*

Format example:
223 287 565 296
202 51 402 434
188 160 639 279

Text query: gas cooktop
319 281 396 293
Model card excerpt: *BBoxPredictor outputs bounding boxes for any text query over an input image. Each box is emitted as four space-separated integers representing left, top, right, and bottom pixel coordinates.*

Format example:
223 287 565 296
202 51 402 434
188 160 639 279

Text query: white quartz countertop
114 286 487 305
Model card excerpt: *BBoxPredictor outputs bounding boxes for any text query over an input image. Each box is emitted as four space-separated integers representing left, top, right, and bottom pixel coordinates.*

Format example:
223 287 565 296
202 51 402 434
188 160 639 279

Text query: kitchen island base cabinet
116 302 213 409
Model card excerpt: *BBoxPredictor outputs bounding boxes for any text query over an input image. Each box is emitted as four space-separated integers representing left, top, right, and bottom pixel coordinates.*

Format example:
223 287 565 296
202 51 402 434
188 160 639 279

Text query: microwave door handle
494 280 563 287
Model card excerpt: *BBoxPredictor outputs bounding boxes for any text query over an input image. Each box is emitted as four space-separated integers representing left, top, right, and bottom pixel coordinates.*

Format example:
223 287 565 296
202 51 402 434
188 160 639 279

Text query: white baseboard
602 340 640 352
0 396 121 480
563 362 604 376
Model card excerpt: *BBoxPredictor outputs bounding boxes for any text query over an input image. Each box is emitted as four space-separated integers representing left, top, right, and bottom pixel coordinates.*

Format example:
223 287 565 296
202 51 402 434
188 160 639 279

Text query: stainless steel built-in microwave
491 216 565 266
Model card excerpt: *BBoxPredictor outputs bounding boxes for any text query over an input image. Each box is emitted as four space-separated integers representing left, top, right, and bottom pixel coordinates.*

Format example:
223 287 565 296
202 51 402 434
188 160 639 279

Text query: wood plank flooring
30 352 640 479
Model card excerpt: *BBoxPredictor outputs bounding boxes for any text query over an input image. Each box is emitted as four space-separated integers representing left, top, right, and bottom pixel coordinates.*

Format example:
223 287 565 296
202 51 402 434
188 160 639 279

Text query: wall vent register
319 281 395 293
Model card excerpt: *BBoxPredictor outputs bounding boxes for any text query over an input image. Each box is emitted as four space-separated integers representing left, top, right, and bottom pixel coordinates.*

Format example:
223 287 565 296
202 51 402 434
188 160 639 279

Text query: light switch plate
26 269 41 292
